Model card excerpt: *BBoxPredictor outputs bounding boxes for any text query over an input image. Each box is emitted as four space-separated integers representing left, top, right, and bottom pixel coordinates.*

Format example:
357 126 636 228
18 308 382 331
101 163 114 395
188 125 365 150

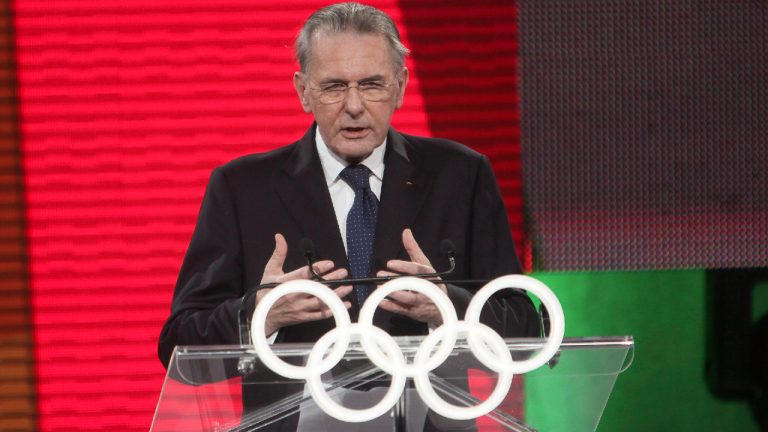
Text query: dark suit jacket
158 124 539 368
157 125 540 431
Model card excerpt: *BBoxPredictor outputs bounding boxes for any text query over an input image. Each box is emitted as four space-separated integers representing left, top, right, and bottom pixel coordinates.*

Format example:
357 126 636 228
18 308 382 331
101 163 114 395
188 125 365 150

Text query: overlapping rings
251 275 565 422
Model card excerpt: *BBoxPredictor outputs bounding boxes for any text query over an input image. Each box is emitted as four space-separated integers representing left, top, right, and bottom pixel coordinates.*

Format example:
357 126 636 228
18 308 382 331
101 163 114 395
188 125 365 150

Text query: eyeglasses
308 80 396 105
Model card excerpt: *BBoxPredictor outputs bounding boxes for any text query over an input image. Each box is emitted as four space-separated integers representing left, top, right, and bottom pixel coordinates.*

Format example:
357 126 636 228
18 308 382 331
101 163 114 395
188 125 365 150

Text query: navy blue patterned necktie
339 164 379 304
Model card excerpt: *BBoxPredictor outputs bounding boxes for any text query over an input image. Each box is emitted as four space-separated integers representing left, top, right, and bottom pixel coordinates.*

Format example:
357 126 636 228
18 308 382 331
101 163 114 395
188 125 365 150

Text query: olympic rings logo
251 275 565 423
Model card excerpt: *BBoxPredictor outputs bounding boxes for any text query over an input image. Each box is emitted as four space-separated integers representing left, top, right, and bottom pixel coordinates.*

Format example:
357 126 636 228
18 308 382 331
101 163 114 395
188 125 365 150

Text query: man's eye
321 83 346 92
360 81 386 90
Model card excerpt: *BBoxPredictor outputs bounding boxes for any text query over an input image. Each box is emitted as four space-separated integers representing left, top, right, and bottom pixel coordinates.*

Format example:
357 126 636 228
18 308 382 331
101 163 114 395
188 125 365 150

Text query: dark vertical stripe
0 1 36 431
398 0 527 265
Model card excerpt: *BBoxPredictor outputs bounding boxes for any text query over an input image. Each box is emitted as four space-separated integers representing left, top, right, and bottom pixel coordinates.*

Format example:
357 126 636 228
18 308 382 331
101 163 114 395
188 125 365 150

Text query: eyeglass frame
306 79 398 105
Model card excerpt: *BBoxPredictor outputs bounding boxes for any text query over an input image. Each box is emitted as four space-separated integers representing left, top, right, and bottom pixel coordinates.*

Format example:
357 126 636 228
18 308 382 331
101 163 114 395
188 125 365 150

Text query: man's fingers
381 295 442 325
294 298 352 321
386 259 433 275
281 260 335 281
402 228 431 265
385 289 421 306
334 284 353 298
306 260 336 278
262 233 288 277
323 267 349 281
301 286 353 308
303 308 335 322
311 260 339 277
380 299 410 315
294 296 326 311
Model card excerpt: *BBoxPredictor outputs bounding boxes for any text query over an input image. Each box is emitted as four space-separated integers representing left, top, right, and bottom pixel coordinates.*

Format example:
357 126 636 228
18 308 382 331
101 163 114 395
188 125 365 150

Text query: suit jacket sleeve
158 167 252 368
445 154 540 338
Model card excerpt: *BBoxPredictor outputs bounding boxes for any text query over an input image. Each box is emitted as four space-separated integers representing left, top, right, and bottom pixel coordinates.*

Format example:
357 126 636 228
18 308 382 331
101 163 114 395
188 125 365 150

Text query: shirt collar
315 129 386 186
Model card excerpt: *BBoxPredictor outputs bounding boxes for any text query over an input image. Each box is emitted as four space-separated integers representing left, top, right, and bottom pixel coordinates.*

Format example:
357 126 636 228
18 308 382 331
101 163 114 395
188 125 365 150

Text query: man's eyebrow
317 78 347 85
317 74 387 84
359 74 386 82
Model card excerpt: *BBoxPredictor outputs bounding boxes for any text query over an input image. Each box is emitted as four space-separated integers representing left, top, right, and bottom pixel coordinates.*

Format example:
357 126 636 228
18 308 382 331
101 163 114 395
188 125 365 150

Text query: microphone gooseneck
299 238 324 280
256 237 459 290
439 239 455 256
440 239 456 272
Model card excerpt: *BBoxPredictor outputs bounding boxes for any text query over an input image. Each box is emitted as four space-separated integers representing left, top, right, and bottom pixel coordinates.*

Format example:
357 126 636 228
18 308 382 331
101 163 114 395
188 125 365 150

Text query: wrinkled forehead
304 29 400 76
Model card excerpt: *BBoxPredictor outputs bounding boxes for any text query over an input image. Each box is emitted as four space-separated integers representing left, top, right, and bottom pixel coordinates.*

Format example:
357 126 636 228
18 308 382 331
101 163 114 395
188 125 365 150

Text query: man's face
294 31 409 163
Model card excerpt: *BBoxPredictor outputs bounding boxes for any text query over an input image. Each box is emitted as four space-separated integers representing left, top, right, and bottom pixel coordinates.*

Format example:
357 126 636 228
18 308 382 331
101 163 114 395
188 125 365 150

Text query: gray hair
295 2 410 75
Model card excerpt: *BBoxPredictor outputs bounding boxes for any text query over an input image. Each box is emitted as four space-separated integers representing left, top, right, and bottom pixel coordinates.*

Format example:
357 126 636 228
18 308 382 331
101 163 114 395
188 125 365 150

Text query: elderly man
159 2 539 429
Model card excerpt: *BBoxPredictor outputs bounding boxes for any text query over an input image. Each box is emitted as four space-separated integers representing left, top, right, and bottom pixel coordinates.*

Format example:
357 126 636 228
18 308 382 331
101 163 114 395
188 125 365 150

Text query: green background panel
525 270 761 431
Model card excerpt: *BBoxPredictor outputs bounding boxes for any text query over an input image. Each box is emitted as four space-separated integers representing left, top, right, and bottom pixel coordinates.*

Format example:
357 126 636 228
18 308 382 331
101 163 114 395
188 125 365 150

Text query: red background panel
14 1 521 429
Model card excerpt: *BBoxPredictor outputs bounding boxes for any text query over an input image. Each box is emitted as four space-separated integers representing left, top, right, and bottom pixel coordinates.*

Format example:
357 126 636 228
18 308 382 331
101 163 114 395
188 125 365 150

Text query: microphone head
440 239 456 256
298 238 316 257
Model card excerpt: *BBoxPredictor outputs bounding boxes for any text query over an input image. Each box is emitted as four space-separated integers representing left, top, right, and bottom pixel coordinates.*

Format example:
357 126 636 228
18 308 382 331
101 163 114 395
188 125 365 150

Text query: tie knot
339 164 372 190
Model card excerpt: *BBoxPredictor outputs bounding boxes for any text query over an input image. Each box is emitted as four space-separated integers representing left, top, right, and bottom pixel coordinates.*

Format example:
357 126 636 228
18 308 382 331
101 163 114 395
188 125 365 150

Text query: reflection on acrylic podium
152 336 634 432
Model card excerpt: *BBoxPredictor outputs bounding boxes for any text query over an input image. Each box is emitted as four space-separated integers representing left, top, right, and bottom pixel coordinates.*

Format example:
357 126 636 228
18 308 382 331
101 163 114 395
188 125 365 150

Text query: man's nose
344 86 365 116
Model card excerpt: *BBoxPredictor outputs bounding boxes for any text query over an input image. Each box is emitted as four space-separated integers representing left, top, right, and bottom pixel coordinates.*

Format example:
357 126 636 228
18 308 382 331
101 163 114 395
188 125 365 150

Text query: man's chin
339 146 373 163
331 139 381 163
340 151 372 164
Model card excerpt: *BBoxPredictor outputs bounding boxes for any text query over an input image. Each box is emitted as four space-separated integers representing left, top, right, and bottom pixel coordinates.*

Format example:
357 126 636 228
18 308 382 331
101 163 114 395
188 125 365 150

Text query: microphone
299 238 325 281
299 237 316 258
440 239 456 272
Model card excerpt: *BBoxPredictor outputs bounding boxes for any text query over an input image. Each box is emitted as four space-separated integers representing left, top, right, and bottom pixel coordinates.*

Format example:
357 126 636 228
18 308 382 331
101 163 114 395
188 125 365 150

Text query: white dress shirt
266 132 386 344
315 130 386 252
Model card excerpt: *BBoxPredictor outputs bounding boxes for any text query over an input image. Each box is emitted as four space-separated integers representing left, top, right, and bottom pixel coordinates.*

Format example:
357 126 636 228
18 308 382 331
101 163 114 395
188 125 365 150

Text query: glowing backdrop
13 1 523 429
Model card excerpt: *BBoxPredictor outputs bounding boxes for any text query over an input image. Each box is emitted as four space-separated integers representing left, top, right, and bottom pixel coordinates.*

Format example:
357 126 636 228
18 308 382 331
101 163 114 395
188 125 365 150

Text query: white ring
358 277 458 377
306 324 407 423
414 321 514 420
248 274 565 422
465 274 565 374
251 279 351 379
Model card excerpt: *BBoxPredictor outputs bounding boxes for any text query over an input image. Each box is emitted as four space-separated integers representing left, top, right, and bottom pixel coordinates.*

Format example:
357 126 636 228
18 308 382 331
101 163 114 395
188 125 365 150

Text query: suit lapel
273 125 348 269
372 130 433 272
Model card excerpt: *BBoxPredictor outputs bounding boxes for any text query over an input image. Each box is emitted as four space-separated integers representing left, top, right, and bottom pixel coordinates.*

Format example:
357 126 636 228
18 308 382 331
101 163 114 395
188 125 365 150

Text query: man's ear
293 71 312 113
394 67 409 109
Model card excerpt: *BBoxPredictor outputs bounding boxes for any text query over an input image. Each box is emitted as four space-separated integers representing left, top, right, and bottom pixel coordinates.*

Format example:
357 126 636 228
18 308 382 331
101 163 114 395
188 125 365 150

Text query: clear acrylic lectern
152 336 633 432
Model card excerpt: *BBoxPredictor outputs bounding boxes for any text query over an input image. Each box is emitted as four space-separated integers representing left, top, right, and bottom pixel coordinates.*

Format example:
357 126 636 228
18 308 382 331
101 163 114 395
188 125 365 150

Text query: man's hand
376 228 447 326
256 233 352 336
